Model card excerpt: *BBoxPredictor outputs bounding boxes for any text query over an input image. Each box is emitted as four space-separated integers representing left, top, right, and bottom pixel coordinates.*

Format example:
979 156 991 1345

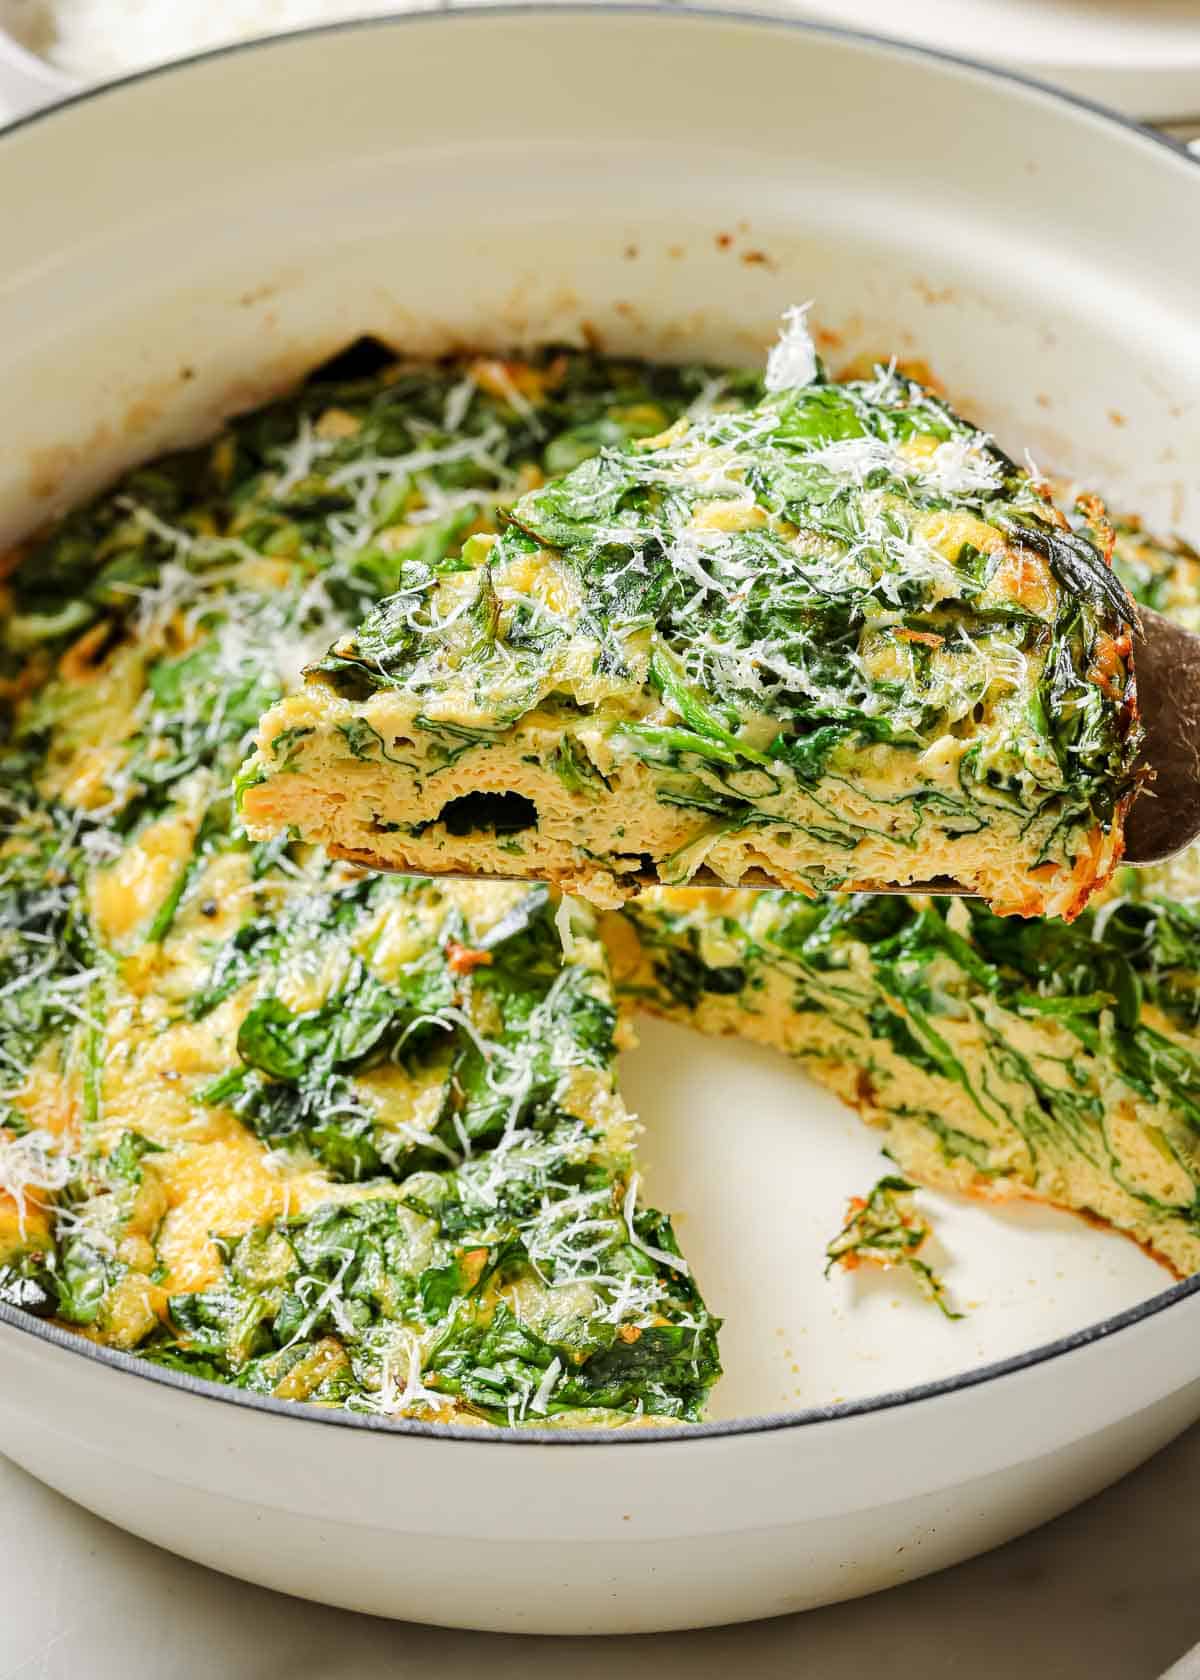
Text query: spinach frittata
1 341 1195 1433
0 346 725 1426
241 312 1141 921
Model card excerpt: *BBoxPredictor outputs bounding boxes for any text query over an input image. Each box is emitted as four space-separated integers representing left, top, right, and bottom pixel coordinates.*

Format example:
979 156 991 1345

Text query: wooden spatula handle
1123 607 1200 866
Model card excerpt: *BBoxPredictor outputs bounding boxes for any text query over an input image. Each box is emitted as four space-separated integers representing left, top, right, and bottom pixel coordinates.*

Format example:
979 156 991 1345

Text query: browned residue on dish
238 282 280 308
914 280 956 307
27 429 112 503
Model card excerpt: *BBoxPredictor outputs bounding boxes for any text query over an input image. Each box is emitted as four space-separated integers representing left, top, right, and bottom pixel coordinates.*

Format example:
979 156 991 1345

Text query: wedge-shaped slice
152 877 719 1426
240 328 1140 919
9 866 720 1426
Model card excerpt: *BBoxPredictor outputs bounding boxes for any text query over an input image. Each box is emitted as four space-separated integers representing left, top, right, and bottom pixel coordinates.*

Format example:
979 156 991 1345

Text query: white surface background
3 1427 1200 1679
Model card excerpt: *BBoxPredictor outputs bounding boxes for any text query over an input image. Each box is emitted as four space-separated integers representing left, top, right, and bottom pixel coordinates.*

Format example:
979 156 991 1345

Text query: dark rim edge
5 1269 1200 1445
0 2 1197 1448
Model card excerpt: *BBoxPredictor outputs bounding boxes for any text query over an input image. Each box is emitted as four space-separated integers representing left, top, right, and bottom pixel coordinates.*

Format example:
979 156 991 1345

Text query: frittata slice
241 316 1141 921
136 877 718 1425
1 864 718 1424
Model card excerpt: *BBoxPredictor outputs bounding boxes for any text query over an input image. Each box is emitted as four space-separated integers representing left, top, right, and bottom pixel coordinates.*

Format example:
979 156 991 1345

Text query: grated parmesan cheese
764 301 818 394
554 894 584 961
528 1354 561 1416
0 1129 74 1238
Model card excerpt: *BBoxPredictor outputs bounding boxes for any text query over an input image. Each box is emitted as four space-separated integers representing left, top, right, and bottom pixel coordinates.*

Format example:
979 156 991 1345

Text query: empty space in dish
623 1019 1166 1420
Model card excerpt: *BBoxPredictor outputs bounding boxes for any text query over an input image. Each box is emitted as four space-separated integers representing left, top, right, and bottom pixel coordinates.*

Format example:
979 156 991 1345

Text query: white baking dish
1 7 1199 1634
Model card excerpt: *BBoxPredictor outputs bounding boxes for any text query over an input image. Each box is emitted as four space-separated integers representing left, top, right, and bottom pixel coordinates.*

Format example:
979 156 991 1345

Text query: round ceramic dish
1 7 1199 1635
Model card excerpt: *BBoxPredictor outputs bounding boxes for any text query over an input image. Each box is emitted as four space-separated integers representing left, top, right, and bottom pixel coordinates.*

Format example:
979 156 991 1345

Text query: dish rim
1 0 1198 1449
6 1268 1200 1448
2 0 1198 169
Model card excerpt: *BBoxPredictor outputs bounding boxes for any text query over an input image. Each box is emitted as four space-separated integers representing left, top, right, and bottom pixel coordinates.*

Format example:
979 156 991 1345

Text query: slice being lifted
240 312 1141 919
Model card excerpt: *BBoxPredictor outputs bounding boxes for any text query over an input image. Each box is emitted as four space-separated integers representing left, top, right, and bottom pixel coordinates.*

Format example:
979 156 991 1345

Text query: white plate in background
3 0 1200 121
784 0 1200 122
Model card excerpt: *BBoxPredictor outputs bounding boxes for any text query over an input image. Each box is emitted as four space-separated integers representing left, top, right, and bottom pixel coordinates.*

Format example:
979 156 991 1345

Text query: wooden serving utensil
1121 606 1200 867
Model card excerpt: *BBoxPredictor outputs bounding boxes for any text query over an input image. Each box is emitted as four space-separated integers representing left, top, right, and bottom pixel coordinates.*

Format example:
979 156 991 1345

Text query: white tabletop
4 1422 1200 1680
